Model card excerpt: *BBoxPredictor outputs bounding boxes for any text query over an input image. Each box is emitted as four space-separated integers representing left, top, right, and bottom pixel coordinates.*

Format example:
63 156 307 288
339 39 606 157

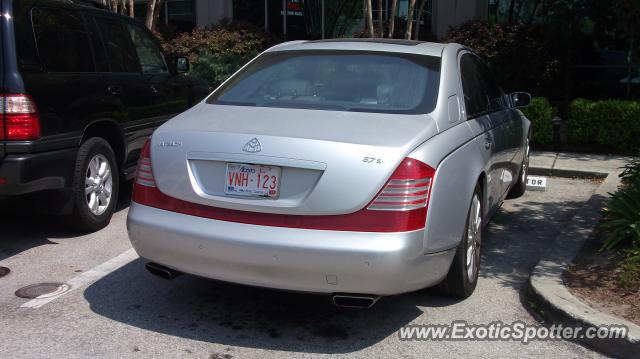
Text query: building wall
432 0 488 39
195 0 233 28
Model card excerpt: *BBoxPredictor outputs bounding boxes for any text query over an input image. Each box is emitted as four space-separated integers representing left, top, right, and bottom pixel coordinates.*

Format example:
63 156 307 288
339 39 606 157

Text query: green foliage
442 20 559 94
601 157 640 275
162 21 279 87
521 97 555 145
190 51 255 89
568 99 640 152
621 158 640 183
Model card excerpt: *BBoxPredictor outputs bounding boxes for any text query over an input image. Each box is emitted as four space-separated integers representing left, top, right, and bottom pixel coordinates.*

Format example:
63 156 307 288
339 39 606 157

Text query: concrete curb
526 167 640 358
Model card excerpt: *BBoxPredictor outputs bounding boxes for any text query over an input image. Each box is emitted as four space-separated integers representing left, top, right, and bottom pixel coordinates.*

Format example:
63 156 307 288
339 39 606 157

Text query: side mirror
510 92 532 108
176 57 190 74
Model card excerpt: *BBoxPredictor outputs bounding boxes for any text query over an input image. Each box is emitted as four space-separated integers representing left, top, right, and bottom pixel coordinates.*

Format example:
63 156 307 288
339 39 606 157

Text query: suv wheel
69 137 119 232
436 183 483 298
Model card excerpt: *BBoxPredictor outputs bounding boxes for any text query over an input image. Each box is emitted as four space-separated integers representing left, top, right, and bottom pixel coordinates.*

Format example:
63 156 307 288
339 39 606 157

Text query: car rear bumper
0 148 77 196
127 202 457 296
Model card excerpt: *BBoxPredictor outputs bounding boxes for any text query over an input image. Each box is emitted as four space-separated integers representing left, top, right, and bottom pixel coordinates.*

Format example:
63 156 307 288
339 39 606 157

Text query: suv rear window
207 50 441 114
32 8 94 72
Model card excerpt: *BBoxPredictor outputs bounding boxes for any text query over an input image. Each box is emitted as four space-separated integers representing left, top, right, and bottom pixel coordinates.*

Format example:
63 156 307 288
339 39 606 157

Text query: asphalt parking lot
0 177 606 358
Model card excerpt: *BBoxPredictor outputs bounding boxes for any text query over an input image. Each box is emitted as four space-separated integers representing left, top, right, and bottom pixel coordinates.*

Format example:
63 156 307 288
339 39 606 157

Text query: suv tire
69 137 119 232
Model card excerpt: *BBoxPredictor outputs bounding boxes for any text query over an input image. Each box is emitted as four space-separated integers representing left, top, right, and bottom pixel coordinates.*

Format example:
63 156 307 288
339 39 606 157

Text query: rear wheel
68 137 119 232
507 137 530 199
437 183 483 298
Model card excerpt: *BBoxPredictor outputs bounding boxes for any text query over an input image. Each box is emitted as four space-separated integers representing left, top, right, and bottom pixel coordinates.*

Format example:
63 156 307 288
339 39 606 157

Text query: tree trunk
378 0 383 37
528 0 541 24
405 0 416 39
387 0 397 38
508 0 517 23
145 0 156 30
145 0 165 31
414 0 427 40
152 0 164 29
365 0 374 37
627 32 635 100
128 0 134 18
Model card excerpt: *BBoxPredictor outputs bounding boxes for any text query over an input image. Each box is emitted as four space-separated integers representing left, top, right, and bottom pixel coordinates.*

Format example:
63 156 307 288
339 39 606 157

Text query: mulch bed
563 231 640 326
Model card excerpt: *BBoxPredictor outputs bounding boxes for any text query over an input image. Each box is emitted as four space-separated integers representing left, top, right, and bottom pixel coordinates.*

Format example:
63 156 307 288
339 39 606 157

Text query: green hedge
568 99 640 153
521 97 554 145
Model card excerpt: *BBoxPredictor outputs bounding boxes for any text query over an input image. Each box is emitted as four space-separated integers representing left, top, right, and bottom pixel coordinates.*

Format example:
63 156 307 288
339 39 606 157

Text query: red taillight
133 153 435 232
0 94 40 140
368 158 435 211
134 140 156 187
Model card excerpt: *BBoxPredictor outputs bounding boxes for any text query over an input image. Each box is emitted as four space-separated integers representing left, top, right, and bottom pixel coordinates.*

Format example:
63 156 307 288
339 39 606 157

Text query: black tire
507 137 530 199
436 183 483 298
68 137 119 232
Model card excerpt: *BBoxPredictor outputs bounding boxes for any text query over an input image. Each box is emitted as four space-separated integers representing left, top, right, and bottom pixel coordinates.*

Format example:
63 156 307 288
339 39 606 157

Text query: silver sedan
127 39 531 308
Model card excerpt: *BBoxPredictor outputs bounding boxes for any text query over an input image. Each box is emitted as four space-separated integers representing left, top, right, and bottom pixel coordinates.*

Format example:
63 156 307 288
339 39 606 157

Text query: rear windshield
206 50 441 114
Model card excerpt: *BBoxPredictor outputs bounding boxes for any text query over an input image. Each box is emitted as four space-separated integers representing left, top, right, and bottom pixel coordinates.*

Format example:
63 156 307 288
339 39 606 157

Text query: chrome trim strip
367 202 427 211
381 186 429 194
375 194 429 203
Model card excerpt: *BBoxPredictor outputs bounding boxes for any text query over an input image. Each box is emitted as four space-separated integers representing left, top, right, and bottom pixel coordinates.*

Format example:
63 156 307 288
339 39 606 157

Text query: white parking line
20 248 139 309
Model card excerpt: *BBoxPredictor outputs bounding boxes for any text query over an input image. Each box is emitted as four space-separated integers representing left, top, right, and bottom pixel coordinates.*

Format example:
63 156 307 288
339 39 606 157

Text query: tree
128 0 134 18
365 0 374 37
405 0 416 39
508 0 517 23
414 0 428 40
99 0 133 17
378 0 383 37
387 0 397 38
145 0 166 31
613 0 640 99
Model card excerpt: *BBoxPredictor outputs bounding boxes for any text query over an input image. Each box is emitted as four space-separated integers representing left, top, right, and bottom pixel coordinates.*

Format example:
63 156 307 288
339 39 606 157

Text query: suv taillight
0 94 40 140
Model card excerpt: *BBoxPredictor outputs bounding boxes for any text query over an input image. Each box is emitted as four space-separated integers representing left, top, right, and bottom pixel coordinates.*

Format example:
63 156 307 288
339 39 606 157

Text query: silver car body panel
127 40 530 295
128 202 456 295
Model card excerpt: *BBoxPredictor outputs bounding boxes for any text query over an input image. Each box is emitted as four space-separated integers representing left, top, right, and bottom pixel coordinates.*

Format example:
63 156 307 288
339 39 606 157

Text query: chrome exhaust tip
332 294 380 308
145 262 181 280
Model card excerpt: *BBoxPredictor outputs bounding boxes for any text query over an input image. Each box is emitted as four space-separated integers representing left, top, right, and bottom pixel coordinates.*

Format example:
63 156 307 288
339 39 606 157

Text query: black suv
0 0 207 231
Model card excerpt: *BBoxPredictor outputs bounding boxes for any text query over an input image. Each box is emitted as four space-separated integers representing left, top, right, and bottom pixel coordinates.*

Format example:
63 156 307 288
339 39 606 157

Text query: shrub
162 21 280 87
568 99 640 153
521 97 554 145
442 20 559 95
602 157 640 280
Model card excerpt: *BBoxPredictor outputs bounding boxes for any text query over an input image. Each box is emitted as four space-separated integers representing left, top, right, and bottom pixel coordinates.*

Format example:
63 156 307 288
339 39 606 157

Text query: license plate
224 163 281 198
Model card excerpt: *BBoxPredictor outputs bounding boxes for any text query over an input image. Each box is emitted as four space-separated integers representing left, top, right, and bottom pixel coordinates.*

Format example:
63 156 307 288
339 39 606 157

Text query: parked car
127 39 531 307
0 0 207 231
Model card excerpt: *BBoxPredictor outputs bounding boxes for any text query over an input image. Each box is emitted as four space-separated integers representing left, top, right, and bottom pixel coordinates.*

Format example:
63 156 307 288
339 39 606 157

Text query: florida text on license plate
224 163 281 198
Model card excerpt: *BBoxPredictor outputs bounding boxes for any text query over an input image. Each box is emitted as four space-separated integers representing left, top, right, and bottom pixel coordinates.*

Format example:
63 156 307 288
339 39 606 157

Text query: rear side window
31 8 94 72
460 54 505 118
127 24 168 74
93 17 139 73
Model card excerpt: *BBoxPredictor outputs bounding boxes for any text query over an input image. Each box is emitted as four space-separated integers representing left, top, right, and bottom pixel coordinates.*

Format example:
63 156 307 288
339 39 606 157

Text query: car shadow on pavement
84 258 460 354
480 198 589 292
0 181 133 261
83 182 598 354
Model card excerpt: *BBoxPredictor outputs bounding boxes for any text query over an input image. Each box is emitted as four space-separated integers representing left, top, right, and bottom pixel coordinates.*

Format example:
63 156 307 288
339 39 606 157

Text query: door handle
150 84 159 94
484 141 492 150
106 85 122 95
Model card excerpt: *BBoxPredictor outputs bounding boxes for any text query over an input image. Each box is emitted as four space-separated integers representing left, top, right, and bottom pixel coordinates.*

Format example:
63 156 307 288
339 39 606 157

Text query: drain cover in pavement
15 283 70 299
0 267 9 278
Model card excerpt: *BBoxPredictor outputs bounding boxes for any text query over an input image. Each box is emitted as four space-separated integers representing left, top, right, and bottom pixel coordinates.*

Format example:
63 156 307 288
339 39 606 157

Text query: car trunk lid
150 104 438 215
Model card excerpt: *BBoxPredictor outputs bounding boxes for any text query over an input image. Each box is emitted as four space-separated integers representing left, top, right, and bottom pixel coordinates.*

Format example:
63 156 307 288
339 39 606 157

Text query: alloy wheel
466 194 482 282
84 154 113 216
